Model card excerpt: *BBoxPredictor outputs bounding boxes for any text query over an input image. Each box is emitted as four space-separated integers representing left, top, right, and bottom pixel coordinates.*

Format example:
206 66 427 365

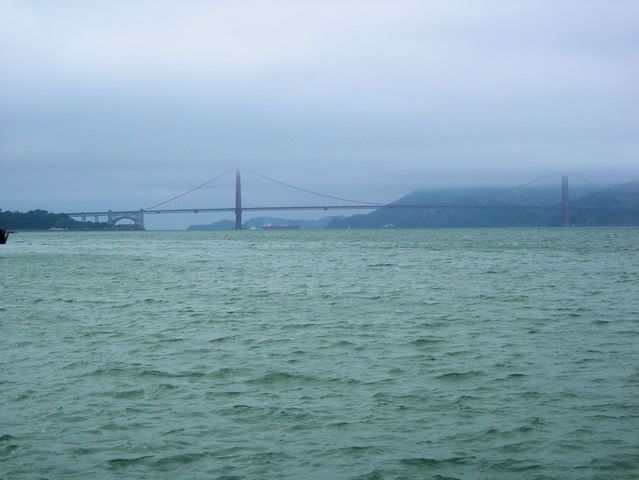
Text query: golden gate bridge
62 171 634 229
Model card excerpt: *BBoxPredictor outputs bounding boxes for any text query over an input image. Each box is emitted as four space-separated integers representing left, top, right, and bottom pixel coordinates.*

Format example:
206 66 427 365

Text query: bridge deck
64 204 639 217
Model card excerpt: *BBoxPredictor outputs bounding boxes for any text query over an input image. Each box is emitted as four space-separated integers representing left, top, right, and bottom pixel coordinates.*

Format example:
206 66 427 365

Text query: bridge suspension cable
145 171 231 210
488 175 555 197
455 174 556 206
249 170 379 206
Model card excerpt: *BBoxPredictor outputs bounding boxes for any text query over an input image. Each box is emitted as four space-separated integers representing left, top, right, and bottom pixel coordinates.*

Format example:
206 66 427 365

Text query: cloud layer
1 0 638 226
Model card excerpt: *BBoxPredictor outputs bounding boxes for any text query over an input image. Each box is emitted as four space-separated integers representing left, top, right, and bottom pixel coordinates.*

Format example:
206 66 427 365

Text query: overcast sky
1 0 638 228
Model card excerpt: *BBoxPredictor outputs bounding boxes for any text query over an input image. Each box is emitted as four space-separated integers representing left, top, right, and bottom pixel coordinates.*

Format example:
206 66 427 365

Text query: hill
327 182 639 228
0 209 110 230
570 181 639 226
188 216 336 230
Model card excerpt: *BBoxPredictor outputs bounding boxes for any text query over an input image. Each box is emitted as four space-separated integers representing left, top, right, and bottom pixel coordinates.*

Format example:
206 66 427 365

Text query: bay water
1 229 638 479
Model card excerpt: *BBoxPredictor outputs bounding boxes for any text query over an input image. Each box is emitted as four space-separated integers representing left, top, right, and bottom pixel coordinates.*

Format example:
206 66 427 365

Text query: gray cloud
1 0 638 228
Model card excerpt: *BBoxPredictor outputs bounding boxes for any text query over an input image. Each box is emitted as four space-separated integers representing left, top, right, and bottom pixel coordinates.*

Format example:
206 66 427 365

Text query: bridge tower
235 170 242 229
561 176 569 227
138 209 145 229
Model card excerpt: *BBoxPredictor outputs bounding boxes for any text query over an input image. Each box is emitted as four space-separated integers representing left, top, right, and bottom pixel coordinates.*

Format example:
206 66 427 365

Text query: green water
2 229 638 479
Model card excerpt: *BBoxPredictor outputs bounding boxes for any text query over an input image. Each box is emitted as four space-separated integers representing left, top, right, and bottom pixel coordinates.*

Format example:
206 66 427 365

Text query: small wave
495 372 528 381
435 370 484 380
0 443 19 456
329 340 355 347
112 302 136 309
326 376 362 385
53 297 75 303
499 440 530 453
70 447 99 455
158 337 186 343
86 367 129 377
478 427 500 437
401 456 474 466
374 392 422 404
103 389 145 399
140 369 206 378
334 445 386 456
453 394 478 402
588 454 639 471
490 460 541 472
516 417 546 432
99 422 140 431
152 452 207 467
210 367 247 379
230 404 255 413
350 469 386 480
208 335 236 343
246 372 318 385
410 337 444 346
328 421 350 428
141 298 169 303
108 455 154 467
205 390 244 398
444 350 470 357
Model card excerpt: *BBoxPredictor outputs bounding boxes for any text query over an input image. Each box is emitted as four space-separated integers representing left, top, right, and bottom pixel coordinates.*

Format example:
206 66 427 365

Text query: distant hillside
0 209 109 230
188 216 336 230
570 181 639 226
327 182 639 228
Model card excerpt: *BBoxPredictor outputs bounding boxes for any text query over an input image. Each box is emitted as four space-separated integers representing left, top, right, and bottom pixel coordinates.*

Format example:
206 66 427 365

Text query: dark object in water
0 229 11 244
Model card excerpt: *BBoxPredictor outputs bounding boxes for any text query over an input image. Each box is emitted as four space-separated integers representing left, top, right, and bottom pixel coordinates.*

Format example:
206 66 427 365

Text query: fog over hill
326 182 639 228
570 181 639 226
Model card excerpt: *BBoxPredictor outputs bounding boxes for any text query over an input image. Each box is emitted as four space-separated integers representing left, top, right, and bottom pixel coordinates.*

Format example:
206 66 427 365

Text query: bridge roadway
66 204 639 216
65 203 564 221
145 204 563 214
64 203 639 223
